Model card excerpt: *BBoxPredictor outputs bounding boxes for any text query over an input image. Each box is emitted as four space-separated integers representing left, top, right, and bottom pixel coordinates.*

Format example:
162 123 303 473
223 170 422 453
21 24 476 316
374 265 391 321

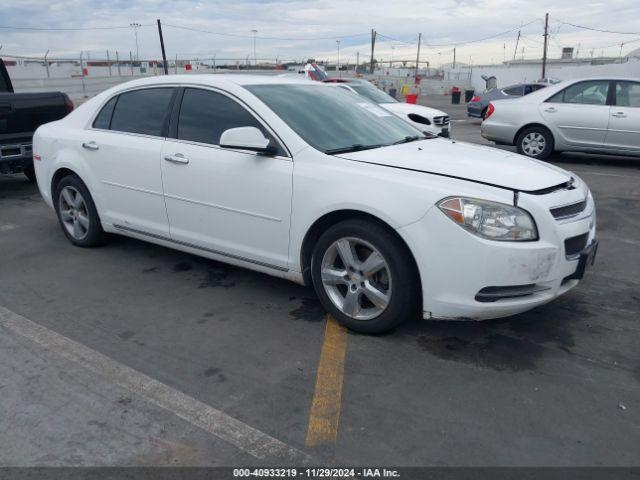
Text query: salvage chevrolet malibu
33 75 597 333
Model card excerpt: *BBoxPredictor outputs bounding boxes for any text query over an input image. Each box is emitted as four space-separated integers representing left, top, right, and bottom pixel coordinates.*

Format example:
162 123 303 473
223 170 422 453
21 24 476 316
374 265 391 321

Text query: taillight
64 95 74 114
470 95 481 103
484 102 495 120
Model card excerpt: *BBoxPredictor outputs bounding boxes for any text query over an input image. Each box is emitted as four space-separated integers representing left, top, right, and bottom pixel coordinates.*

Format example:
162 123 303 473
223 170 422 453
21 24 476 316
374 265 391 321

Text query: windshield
247 84 423 153
350 84 398 104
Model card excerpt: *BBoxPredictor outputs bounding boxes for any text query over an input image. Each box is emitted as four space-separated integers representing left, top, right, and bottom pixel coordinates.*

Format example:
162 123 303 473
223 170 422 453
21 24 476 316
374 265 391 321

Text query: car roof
110 74 321 90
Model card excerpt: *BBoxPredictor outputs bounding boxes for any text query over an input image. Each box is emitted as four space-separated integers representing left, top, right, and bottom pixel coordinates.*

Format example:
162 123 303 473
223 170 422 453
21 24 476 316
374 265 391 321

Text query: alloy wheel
59 186 90 240
320 237 392 320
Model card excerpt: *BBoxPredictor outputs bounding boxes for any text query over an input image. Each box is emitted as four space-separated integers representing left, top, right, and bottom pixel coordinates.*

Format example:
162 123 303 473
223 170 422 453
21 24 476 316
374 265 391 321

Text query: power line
422 19 541 47
555 20 640 36
0 24 151 31
162 23 370 41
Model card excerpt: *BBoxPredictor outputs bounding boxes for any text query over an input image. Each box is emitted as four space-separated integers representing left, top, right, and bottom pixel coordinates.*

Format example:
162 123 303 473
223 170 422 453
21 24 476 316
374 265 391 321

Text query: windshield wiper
392 135 428 145
325 144 387 155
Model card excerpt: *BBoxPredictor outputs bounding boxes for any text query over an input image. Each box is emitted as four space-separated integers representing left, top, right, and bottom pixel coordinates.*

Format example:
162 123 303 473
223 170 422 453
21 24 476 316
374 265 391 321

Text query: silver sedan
481 78 640 160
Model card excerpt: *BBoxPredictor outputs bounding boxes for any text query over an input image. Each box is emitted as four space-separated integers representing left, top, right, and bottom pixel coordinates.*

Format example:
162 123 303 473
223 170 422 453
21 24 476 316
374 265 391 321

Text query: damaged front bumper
398 180 597 321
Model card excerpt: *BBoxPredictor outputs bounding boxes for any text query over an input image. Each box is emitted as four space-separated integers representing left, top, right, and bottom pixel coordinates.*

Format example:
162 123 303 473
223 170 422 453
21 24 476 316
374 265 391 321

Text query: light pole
251 29 258 67
130 23 141 61
336 40 341 76
390 45 395 67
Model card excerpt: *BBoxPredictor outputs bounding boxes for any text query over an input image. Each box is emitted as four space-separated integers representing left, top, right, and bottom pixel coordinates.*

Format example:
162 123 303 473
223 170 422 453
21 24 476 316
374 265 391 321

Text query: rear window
109 88 175 136
92 97 117 129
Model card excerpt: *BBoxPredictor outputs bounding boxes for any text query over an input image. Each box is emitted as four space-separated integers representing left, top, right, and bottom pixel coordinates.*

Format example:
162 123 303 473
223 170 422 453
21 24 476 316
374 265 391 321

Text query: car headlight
438 197 538 241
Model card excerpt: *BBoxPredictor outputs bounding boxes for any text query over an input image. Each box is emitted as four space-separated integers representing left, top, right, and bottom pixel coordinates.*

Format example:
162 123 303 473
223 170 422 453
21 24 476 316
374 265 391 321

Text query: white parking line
0 305 310 464
0 224 17 232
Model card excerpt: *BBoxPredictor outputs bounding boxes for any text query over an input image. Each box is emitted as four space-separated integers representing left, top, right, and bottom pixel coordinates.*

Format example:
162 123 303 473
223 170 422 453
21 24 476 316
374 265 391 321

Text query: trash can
405 93 418 104
464 89 475 103
388 87 397 99
451 86 461 104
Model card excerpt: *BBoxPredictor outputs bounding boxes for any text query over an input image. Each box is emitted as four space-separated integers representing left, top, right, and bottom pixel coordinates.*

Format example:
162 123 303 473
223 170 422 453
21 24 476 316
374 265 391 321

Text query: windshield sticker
358 102 392 117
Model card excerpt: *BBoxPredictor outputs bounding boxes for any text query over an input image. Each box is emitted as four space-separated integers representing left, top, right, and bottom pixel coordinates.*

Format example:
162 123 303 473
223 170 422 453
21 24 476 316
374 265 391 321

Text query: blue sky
1 0 639 64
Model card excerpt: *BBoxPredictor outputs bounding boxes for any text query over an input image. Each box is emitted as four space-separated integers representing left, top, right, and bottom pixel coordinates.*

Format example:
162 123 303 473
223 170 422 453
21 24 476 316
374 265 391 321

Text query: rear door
604 80 640 152
160 87 293 269
84 87 176 237
539 80 612 147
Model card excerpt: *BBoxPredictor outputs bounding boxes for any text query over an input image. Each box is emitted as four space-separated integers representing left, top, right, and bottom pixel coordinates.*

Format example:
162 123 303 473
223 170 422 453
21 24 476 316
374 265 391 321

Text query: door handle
544 107 557 113
82 141 99 151
164 153 189 164
612 112 627 118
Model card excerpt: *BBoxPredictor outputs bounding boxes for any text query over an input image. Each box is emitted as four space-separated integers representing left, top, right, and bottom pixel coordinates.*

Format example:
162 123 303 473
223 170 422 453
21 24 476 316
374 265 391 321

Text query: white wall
446 58 640 93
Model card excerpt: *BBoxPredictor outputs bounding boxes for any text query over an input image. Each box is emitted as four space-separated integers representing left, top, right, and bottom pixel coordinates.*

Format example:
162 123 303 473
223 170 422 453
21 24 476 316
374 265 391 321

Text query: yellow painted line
306 315 348 447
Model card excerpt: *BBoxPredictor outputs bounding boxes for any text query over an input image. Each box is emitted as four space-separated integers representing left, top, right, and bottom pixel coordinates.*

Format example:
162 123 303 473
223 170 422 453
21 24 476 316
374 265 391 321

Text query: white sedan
482 77 640 160
325 79 451 137
33 75 597 333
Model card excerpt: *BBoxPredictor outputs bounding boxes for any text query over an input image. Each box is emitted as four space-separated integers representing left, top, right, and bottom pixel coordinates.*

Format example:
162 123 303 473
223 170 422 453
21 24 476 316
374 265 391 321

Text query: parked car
34 75 597 333
467 82 547 119
481 78 640 160
324 78 451 137
0 58 74 181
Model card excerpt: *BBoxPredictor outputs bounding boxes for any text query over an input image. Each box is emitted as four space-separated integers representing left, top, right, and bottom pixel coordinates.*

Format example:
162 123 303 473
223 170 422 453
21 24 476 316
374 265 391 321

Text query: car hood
380 102 447 118
336 139 572 192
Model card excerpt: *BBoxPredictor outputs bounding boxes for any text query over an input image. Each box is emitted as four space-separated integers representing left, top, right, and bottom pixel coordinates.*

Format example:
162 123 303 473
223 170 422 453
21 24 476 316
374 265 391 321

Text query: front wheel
311 219 419 334
516 126 554 160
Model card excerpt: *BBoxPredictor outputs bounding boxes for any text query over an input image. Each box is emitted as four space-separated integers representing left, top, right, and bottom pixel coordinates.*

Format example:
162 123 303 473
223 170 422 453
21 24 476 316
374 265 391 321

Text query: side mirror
219 126 277 155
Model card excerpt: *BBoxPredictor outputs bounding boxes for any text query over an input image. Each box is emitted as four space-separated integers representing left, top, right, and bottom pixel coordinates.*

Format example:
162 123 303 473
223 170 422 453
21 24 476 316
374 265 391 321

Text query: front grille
433 115 450 126
565 233 588 257
550 199 587 220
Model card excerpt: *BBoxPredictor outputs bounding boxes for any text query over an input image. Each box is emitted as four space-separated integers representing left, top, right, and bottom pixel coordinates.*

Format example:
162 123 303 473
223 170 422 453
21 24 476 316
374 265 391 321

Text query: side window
92 96 117 129
616 81 640 108
110 88 174 136
553 81 610 106
177 88 284 155
503 86 523 96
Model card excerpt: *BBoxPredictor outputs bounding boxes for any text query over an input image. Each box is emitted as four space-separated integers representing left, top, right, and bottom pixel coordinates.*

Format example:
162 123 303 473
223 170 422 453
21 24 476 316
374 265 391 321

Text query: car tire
516 126 554 160
310 219 419 334
481 107 488 120
54 175 106 247
24 165 36 183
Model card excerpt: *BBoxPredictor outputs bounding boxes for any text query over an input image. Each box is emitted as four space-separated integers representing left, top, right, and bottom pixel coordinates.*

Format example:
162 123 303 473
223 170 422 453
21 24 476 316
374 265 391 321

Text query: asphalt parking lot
1 96 639 467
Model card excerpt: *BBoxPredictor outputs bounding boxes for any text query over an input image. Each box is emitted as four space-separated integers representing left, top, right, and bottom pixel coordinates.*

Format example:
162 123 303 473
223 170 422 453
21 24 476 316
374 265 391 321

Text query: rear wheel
311 219 419 334
516 126 554 160
481 107 488 120
54 175 106 247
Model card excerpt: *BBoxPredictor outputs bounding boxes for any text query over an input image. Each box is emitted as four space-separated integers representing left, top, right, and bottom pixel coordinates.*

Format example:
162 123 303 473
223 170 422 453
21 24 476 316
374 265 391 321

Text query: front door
540 80 611 147
605 81 640 152
160 87 293 269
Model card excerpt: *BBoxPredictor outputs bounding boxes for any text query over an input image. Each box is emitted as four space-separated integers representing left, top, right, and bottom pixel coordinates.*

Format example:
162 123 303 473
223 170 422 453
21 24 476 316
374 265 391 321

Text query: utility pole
356 51 360 73
513 30 520 60
251 29 258 66
130 23 141 61
336 40 341 76
453 46 456 70
390 45 395 67
116 51 121 76
44 50 50 78
157 19 168 74
129 51 134 75
415 32 422 79
370 29 377 73
106 50 111 76
542 12 549 79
